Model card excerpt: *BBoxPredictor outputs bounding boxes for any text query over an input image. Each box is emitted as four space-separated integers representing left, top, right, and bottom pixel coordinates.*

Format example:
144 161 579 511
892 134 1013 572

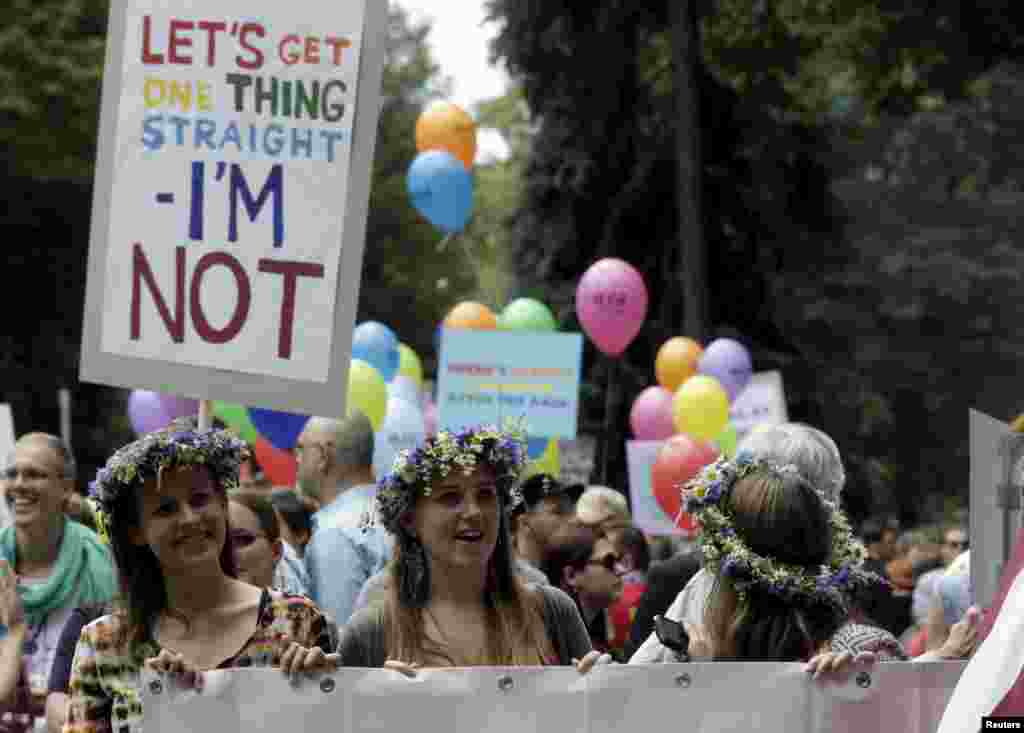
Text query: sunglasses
228 529 267 549
586 553 623 574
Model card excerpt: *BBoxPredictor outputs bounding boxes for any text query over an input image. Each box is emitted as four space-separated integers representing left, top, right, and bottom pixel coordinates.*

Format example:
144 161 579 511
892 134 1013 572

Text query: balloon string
437 233 455 253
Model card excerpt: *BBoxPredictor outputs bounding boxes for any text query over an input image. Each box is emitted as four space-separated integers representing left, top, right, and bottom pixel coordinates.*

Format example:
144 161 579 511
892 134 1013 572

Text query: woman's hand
0 560 25 631
279 643 341 686
383 660 421 678
682 623 713 660
804 650 877 682
573 651 614 675
144 650 204 691
938 606 979 660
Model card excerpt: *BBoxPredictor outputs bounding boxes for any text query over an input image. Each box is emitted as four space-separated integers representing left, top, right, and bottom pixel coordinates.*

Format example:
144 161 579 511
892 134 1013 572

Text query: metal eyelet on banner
674 673 692 688
320 677 336 694
149 679 164 695
856 672 872 689
497 675 514 692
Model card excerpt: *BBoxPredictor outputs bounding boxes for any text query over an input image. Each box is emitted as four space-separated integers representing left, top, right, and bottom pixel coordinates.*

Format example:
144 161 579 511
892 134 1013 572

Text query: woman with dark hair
62 420 338 733
543 522 628 658
228 491 309 598
269 490 315 559
337 424 605 673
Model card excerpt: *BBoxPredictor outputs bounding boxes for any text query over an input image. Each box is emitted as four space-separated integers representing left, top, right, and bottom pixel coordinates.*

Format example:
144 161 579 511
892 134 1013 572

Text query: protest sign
141 663 966 733
728 370 788 439
80 0 388 416
0 405 14 463
625 440 690 537
969 409 1020 611
437 330 583 439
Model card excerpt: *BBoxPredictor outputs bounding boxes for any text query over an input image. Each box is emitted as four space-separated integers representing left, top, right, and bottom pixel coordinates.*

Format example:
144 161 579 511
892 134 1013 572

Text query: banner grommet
497 675 514 692
674 673 692 688
320 678 336 694
856 672 871 689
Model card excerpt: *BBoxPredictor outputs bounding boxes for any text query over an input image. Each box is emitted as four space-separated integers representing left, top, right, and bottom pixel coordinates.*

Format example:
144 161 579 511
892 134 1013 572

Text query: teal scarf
0 516 118 627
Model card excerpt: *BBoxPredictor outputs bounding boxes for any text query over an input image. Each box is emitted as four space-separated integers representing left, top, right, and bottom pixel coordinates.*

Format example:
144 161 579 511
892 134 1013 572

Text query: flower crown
367 420 529 535
681 451 885 611
88 418 249 537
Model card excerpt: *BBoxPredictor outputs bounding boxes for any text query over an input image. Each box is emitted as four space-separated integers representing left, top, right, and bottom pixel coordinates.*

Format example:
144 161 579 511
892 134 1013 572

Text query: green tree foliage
0 0 108 180
484 0 1024 520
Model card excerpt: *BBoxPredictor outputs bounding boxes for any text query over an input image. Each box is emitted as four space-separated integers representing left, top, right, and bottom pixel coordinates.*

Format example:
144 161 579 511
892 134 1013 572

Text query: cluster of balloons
196 322 431 486
630 337 753 528
408 101 477 233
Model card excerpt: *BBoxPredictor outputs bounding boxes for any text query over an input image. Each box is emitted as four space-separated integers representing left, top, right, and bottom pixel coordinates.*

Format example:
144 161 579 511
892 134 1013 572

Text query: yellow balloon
525 439 560 479
398 343 423 386
416 101 478 169
673 375 729 441
347 359 387 431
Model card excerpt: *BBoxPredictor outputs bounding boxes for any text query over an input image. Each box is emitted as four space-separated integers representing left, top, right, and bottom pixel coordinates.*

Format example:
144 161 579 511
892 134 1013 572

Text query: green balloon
713 423 738 458
397 343 423 386
500 298 557 332
213 401 258 443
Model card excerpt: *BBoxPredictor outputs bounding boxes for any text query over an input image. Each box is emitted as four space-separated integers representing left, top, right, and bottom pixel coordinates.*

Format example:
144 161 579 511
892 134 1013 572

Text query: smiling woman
338 423 606 673
61 419 339 733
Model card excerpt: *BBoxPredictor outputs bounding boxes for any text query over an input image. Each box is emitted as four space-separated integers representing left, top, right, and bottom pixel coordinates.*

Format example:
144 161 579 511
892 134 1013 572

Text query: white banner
141 663 967 733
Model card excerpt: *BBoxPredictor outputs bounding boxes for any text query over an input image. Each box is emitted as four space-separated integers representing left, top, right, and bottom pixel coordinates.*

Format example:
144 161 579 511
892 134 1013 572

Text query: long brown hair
107 466 239 657
703 470 845 661
383 475 556 665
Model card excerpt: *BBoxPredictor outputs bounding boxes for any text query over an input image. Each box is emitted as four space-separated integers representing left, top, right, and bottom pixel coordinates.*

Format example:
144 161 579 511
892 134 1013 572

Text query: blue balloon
353 321 400 383
407 151 473 233
526 437 548 460
247 408 308 452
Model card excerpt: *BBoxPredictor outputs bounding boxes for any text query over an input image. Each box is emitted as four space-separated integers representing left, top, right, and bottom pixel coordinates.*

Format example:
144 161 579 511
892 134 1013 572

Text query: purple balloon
697 338 753 401
128 390 171 435
159 394 199 422
630 386 676 440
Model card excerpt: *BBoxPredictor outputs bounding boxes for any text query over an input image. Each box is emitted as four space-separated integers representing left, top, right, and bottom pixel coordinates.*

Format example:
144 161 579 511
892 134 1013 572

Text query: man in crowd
0 433 116 723
858 516 911 637
302 414 391 627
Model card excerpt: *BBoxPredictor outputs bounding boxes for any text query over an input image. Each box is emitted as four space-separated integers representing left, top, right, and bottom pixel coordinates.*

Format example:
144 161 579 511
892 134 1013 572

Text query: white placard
141 663 966 733
969 409 1016 612
625 440 688 537
80 0 388 416
0 405 14 463
729 370 788 438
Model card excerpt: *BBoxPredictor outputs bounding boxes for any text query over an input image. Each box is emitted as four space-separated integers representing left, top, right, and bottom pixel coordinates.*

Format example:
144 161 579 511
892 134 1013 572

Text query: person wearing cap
510 474 580 582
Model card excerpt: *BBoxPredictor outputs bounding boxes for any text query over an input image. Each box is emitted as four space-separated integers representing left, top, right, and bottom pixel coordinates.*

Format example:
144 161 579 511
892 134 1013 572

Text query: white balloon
387 376 421 405
373 397 427 480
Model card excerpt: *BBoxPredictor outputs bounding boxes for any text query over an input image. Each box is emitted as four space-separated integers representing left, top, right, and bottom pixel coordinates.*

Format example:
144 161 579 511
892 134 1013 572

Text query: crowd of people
0 414 992 732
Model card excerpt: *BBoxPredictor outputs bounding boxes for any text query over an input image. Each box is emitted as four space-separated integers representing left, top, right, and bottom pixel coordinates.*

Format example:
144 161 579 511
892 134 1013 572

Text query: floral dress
62 589 332 733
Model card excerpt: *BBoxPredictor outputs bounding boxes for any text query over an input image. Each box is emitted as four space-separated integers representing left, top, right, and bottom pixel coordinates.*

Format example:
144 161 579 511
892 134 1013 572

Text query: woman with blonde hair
337 424 605 673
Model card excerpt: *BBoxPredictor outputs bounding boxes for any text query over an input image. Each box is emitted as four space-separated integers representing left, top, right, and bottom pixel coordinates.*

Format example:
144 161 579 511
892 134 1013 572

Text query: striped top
62 588 332 733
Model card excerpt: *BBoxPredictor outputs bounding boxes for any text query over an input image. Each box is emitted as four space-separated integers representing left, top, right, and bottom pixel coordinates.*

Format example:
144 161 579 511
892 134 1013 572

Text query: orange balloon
444 301 497 330
656 337 703 393
416 101 477 169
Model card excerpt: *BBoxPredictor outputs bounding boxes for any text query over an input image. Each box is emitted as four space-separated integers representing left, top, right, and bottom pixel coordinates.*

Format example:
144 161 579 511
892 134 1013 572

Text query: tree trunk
671 0 708 343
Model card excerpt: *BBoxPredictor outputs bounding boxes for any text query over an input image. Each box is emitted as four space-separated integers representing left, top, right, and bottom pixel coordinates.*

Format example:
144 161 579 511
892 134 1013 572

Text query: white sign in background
141 664 966 733
101 1 364 382
728 370 788 439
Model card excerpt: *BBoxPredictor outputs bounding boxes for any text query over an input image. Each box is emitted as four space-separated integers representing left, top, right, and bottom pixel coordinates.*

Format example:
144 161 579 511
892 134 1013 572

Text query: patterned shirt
62 589 331 733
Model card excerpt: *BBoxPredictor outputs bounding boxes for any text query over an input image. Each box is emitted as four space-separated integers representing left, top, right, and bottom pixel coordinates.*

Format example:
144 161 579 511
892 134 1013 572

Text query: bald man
300 413 392 626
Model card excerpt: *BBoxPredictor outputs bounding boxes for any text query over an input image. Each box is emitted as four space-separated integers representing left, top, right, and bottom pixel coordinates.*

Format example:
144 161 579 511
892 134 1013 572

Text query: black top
624 549 703 660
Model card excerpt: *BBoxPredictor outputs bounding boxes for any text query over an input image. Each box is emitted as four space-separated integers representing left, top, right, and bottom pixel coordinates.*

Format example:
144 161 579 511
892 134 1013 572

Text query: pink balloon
424 403 438 436
575 258 648 356
630 386 676 440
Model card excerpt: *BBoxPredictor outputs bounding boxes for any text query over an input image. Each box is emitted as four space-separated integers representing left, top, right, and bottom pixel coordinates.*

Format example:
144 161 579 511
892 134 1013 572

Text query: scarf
0 516 118 628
